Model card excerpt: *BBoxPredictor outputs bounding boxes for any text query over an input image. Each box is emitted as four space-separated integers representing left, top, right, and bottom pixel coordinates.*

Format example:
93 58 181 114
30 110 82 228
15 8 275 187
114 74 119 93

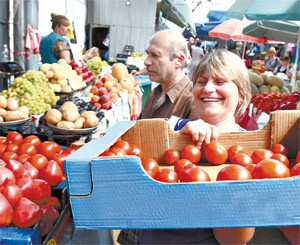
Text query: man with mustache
138 29 198 120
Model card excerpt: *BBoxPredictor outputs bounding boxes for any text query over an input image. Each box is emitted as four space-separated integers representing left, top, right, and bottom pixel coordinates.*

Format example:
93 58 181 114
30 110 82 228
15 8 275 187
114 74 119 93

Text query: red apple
100 95 110 105
98 87 108 96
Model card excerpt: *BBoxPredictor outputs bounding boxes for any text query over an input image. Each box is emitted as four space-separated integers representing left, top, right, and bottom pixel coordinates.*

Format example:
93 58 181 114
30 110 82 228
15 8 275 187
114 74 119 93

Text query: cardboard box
0 188 71 245
64 110 300 230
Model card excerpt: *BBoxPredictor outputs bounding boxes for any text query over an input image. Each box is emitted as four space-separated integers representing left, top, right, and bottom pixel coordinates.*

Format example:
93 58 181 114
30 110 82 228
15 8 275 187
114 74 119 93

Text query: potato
56 120 75 129
62 109 80 122
18 106 30 117
0 108 7 117
81 110 96 119
4 110 27 121
6 98 19 111
84 115 99 128
60 101 77 113
45 109 62 124
0 96 7 109
74 117 85 129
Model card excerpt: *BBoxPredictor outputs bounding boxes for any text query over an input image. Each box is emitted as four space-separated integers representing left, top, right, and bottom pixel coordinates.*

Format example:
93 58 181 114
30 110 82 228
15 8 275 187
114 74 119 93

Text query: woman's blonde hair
51 13 70 30
193 49 251 117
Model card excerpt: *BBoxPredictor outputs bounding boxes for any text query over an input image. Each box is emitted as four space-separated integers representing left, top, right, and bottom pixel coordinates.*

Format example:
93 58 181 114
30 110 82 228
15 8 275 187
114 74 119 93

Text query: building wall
86 0 157 59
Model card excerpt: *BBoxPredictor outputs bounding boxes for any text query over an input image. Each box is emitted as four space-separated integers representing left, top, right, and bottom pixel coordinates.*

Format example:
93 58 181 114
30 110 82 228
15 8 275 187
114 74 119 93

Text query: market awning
158 0 196 36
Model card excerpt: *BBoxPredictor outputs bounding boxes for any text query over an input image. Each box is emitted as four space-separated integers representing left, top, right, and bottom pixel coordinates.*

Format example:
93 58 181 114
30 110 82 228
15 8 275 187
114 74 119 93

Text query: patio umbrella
158 0 196 36
208 18 280 58
226 0 300 91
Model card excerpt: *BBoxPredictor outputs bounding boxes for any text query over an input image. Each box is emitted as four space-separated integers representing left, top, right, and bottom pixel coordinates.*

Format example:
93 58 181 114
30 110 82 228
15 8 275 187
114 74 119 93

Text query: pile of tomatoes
0 131 75 236
250 91 300 114
101 139 300 184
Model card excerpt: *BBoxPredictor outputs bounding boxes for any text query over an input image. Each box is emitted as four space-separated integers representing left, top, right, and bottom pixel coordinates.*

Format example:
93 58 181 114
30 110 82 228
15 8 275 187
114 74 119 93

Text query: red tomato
22 135 41 148
180 166 211 182
23 161 39 179
290 163 300 177
271 144 287 155
5 143 19 153
227 145 245 162
113 140 131 154
0 144 6 154
31 179 51 205
109 146 127 156
128 144 144 158
246 164 256 174
50 153 69 173
1 151 18 163
231 153 253 167
154 168 178 183
18 154 31 163
13 197 42 228
61 148 76 155
251 149 273 164
29 154 48 170
271 153 289 167
141 157 159 178
1 179 23 208
252 159 290 179
40 160 63 187
37 141 61 159
46 196 61 211
216 164 252 181
6 131 23 145
17 143 37 156
296 150 300 164
204 141 228 165
164 149 180 165
174 159 193 175
6 159 26 179
181 145 201 164
99 151 116 156
0 192 14 227
0 166 16 186
0 137 6 144
214 227 255 245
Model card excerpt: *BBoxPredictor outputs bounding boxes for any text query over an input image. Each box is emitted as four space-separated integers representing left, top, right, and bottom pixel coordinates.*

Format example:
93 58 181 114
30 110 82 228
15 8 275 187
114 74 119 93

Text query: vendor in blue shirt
138 49 255 245
39 13 73 64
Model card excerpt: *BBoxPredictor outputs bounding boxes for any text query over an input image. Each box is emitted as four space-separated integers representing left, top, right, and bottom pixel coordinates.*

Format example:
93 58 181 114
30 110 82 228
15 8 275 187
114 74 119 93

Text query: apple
98 87 108 96
95 80 104 88
100 94 110 105
102 100 113 110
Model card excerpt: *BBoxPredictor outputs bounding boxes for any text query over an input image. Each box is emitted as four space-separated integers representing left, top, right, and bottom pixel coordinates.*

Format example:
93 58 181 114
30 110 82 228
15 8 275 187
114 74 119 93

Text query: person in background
190 40 204 80
138 49 291 245
265 47 280 72
187 36 195 59
40 13 73 64
274 56 290 76
138 30 198 120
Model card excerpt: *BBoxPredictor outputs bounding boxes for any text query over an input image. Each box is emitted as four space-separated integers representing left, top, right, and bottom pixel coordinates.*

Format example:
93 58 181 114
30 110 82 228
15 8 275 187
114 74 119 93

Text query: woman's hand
180 119 218 148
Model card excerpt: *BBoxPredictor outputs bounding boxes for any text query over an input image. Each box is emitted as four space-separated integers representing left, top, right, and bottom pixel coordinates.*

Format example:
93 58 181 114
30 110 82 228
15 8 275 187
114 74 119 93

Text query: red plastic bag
237 104 262 131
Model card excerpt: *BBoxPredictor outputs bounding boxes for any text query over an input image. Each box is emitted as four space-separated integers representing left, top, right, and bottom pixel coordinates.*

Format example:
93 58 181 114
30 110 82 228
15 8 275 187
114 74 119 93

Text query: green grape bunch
86 56 110 75
0 70 60 115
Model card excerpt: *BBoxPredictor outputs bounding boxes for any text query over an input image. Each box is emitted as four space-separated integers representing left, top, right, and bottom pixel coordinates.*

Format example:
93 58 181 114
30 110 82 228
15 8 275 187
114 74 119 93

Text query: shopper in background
138 29 198 120
40 13 73 64
265 47 281 72
190 40 204 80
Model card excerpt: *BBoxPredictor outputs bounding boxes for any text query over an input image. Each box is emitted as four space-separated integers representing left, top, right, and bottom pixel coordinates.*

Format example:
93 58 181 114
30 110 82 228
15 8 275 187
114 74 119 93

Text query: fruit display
131 52 147 61
248 71 296 95
251 91 300 113
40 59 88 93
46 96 104 129
87 62 140 113
0 70 59 115
69 60 96 85
0 131 76 238
0 96 30 122
85 56 110 75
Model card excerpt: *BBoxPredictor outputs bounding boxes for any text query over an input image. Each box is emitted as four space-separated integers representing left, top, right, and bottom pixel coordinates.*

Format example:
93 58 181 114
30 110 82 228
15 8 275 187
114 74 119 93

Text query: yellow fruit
111 63 129 81
266 75 284 88
86 93 93 98
104 81 113 89
249 72 264 86
259 85 270 93
270 85 280 92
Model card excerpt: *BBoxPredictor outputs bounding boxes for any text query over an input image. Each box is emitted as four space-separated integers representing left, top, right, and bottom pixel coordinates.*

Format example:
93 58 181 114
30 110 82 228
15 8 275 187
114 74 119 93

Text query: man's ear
176 54 185 68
